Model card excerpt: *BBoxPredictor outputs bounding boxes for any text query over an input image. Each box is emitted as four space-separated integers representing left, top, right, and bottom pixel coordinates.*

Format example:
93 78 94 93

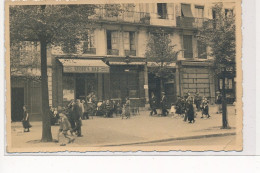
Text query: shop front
57 58 110 106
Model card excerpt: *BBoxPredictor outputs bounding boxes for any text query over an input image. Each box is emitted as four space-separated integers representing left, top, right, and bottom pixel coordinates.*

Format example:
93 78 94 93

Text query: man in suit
150 92 157 116
161 92 168 116
73 99 83 137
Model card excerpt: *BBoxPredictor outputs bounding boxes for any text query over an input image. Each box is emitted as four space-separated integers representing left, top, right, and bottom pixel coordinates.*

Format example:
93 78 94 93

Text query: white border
0 0 259 171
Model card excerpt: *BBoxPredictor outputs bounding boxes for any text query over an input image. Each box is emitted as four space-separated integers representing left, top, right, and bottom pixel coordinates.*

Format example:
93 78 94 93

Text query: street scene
7 1 241 151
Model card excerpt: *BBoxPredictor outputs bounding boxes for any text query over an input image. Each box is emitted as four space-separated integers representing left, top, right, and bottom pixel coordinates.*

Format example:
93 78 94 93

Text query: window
225 9 233 17
107 30 119 55
219 78 233 89
124 32 136 56
183 35 193 58
212 9 216 19
82 30 95 54
157 3 167 19
197 40 207 59
195 6 204 18
181 4 193 17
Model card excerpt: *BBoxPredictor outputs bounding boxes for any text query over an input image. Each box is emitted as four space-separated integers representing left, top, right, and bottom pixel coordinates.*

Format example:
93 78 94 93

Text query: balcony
176 16 207 29
83 47 96 54
107 49 119 55
124 50 136 56
89 9 150 25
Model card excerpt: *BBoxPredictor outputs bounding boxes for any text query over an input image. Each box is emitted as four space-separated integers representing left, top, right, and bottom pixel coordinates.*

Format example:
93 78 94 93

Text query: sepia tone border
5 0 243 153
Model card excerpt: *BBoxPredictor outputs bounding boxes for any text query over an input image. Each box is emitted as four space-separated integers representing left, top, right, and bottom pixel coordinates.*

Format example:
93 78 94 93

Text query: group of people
150 92 168 116
175 92 211 122
150 91 211 124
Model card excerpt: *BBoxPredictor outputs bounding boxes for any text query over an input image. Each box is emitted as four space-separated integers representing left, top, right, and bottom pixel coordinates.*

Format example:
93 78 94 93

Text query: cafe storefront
52 57 147 107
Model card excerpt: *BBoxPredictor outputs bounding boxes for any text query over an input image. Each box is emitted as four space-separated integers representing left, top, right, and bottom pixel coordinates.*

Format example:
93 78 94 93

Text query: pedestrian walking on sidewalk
216 91 222 114
201 97 210 118
150 92 157 116
160 92 168 116
124 97 131 119
186 100 195 123
73 99 83 137
22 105 32 132
57 112 75 146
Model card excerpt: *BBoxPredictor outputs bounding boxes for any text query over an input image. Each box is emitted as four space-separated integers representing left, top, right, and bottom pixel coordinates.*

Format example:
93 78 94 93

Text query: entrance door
11 88 24 122
75 77 85 100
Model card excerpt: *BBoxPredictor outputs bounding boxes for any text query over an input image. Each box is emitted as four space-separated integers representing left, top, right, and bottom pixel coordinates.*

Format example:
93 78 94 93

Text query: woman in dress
22 105 32 132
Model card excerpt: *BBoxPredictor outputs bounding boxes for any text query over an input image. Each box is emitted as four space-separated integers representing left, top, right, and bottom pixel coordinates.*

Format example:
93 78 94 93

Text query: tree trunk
221 69 230 129
40 40 52 142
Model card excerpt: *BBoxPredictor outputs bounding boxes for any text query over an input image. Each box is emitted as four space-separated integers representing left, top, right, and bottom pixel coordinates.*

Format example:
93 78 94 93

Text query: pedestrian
22 105 32 132
160 92 168 116
66 100 76 130
170 103 176 117
216 91 222 114
175 96 182 117
57 110 75 146
124 97 131 119
149 92 157 116
194 92 202 112
201 97 210 118
73 99 83 137
186 100 195 123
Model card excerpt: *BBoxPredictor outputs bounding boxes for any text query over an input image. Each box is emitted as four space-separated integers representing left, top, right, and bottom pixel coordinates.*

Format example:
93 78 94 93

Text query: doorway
75 77 85 100
11 87 24 122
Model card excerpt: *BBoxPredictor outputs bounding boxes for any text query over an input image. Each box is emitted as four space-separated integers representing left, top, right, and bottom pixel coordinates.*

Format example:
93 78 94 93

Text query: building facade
10 2 236 120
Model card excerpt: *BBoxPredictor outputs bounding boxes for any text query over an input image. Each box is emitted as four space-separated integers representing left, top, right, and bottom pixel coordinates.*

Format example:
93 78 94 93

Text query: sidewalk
10 105 238 148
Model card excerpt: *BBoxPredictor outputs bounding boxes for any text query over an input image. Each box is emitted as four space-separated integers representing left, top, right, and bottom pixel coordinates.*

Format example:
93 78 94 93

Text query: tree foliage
197 3 236 74
145 29 179 85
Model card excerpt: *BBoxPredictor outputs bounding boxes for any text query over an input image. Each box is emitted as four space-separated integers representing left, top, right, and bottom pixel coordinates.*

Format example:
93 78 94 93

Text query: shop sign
63 66 110 73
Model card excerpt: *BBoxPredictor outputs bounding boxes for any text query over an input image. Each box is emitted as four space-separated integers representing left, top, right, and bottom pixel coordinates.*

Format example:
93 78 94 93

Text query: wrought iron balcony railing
107 49 119 55
83 47 96 54
124 50 136 56
89 9 151 24
176 16 207 29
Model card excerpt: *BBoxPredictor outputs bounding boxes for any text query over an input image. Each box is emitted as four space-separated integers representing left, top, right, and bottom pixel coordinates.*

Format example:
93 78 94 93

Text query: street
9 105 240 150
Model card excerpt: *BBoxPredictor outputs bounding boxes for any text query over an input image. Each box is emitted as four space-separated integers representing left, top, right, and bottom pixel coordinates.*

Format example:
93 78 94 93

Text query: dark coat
161 95 167 109
187 103 195 121
150 96 157 109
22 110 32 128
73 104 82 120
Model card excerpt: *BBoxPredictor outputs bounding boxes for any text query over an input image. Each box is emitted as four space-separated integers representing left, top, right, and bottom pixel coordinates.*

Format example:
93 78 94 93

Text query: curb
100 132 236 147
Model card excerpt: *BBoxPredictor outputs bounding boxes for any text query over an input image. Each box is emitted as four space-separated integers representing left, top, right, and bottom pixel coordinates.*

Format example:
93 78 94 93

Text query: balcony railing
176 16 207 29
124 50 136 56
83 47 96 54
89 9 151 24
107 49 119 55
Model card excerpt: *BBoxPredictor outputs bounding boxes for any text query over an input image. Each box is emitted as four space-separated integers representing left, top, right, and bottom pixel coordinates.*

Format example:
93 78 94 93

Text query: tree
197 3 236 129
9 5 97 142
9 4 136 142
145 29 179 92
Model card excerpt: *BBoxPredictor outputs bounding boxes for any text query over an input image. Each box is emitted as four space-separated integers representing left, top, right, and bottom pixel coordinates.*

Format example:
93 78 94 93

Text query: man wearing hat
216 91 222 114
160 92 168 116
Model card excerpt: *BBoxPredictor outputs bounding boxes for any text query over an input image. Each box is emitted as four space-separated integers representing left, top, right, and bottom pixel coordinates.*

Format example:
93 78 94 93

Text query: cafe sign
63 66 110 73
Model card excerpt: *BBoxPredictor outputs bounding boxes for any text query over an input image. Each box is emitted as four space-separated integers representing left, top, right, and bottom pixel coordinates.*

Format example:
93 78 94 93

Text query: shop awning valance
59 59 110 73
147 62 176 68
181 4 193 17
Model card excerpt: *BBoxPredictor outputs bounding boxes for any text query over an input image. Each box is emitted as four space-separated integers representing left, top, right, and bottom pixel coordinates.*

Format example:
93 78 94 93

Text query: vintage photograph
5 0 242 152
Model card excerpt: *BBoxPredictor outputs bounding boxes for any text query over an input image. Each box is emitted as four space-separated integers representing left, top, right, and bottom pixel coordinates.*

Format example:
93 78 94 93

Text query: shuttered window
195 6 204 18
181 4 193 17
183 35 193 58
157 3 167 19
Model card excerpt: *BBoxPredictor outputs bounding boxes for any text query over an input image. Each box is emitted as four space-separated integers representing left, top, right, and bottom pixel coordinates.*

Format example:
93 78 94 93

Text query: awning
59 59 109 73
147 62 176 68
109 62 146 65
181 4 193 17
